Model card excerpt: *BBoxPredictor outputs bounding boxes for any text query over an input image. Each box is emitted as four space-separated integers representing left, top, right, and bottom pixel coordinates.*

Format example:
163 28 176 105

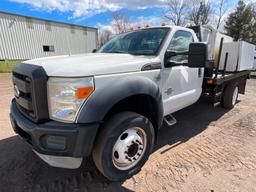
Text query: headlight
47 77 94 123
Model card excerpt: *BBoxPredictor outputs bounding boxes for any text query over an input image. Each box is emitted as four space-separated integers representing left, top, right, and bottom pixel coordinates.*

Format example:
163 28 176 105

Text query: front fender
76 76 163 128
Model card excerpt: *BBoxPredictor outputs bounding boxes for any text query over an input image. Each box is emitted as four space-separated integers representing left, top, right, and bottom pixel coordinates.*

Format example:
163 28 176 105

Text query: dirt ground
0 73 256 192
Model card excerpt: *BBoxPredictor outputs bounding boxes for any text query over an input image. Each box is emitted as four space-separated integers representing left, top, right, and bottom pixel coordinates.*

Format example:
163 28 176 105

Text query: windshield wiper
108 51 128 54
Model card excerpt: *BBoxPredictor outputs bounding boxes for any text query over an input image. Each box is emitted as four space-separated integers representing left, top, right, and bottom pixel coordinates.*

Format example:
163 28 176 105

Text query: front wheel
92 112 155 181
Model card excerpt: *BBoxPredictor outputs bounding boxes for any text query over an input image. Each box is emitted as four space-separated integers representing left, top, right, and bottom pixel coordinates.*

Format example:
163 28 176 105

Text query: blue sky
0 0 240 29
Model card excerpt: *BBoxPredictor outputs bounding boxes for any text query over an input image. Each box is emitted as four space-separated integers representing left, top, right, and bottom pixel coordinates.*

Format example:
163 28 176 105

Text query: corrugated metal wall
0 12 98 60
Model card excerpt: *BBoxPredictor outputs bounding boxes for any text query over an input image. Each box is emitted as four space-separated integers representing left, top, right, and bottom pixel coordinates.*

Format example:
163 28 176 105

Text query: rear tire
92 112 154 181
223 82 239 109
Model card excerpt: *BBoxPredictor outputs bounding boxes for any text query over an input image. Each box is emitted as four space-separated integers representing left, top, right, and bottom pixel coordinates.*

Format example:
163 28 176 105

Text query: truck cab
10 25 232 181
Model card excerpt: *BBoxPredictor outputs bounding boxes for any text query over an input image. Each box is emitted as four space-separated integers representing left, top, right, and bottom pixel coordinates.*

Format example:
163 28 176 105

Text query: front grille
12 64 49 123
13 72 35 118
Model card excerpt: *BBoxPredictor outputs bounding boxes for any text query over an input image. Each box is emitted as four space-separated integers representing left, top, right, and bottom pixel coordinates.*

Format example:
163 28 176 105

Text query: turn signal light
76 86 94 100
207 80 214 84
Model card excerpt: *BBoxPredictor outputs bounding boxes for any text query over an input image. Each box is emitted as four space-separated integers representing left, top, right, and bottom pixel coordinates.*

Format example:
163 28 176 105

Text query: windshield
99 28 170 56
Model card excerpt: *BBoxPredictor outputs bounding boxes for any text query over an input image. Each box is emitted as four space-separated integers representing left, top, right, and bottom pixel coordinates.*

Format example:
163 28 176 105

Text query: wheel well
223 77 246 95
103 94 160 132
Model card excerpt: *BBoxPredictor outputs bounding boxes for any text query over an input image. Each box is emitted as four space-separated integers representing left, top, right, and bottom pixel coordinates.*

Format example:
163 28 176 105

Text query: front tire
92 112 154 181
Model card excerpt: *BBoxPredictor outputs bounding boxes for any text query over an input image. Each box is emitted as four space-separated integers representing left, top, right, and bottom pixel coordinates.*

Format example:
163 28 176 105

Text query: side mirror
164 50 188 67
188 43 208 68
165 50 177 59
92 49 97 53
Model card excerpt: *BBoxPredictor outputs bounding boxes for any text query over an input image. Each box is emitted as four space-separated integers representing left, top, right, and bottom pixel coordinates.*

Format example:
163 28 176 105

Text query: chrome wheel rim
112 127 147 170
232 87 239 106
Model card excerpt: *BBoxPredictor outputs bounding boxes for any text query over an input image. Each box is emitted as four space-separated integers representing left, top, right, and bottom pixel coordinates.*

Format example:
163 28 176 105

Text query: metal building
0 11 98 60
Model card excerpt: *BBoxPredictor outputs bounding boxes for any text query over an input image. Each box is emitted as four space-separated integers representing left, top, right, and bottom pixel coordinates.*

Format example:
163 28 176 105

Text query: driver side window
167 31 194 63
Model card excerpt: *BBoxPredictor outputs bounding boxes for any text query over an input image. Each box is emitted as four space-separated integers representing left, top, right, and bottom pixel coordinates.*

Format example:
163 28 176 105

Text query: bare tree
112 11 129 34
98 29 112 47
189 0 212 26
215 0 228 29
251 2 256 18
164 0 188 26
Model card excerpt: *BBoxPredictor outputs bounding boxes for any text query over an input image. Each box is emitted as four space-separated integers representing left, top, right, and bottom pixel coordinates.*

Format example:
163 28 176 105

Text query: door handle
198 68 202 78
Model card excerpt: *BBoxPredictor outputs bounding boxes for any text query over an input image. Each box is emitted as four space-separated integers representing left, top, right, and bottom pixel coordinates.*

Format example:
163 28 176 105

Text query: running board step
214 102 221 107
215 92 222 97
214 92 223 107
164 115 177 126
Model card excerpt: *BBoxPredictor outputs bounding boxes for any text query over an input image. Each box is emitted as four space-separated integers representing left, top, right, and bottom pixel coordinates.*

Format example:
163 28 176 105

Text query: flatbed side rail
205 70 251 85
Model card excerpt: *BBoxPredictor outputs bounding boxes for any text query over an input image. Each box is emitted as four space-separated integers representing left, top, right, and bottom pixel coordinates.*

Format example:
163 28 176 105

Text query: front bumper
10 100 99 158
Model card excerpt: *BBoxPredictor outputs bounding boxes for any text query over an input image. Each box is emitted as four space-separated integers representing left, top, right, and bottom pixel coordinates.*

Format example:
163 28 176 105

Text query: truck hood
24 53 158 77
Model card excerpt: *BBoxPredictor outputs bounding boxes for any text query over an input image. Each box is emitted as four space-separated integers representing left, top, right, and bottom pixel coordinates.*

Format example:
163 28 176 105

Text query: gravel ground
0 73 256 192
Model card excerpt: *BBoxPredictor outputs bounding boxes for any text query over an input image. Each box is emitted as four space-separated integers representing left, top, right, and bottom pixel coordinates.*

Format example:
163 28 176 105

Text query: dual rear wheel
223 82 239 109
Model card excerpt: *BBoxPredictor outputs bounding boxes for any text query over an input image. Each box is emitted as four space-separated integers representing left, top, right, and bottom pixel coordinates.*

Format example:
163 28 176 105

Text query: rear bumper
10 100 99 158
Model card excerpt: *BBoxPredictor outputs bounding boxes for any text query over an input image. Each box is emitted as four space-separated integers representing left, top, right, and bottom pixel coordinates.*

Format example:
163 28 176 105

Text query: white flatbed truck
10 25 252 181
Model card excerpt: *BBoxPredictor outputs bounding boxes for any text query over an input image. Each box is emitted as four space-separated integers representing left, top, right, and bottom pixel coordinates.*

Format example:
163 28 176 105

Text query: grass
0 60 22 73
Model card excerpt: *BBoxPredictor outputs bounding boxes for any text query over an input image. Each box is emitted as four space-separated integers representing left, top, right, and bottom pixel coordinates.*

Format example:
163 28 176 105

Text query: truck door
162 30 203 116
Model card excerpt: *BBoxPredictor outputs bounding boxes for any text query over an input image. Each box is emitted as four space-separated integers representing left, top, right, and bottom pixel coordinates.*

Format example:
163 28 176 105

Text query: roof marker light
162 22 167 26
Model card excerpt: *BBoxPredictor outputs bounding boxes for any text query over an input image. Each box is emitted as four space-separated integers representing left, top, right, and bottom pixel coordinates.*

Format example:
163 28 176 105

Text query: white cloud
9 0 166 18
97 22 115 33
134 15 166 26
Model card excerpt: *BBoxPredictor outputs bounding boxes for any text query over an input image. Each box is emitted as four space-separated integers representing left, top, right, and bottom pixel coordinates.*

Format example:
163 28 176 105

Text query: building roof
0 11 97 30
